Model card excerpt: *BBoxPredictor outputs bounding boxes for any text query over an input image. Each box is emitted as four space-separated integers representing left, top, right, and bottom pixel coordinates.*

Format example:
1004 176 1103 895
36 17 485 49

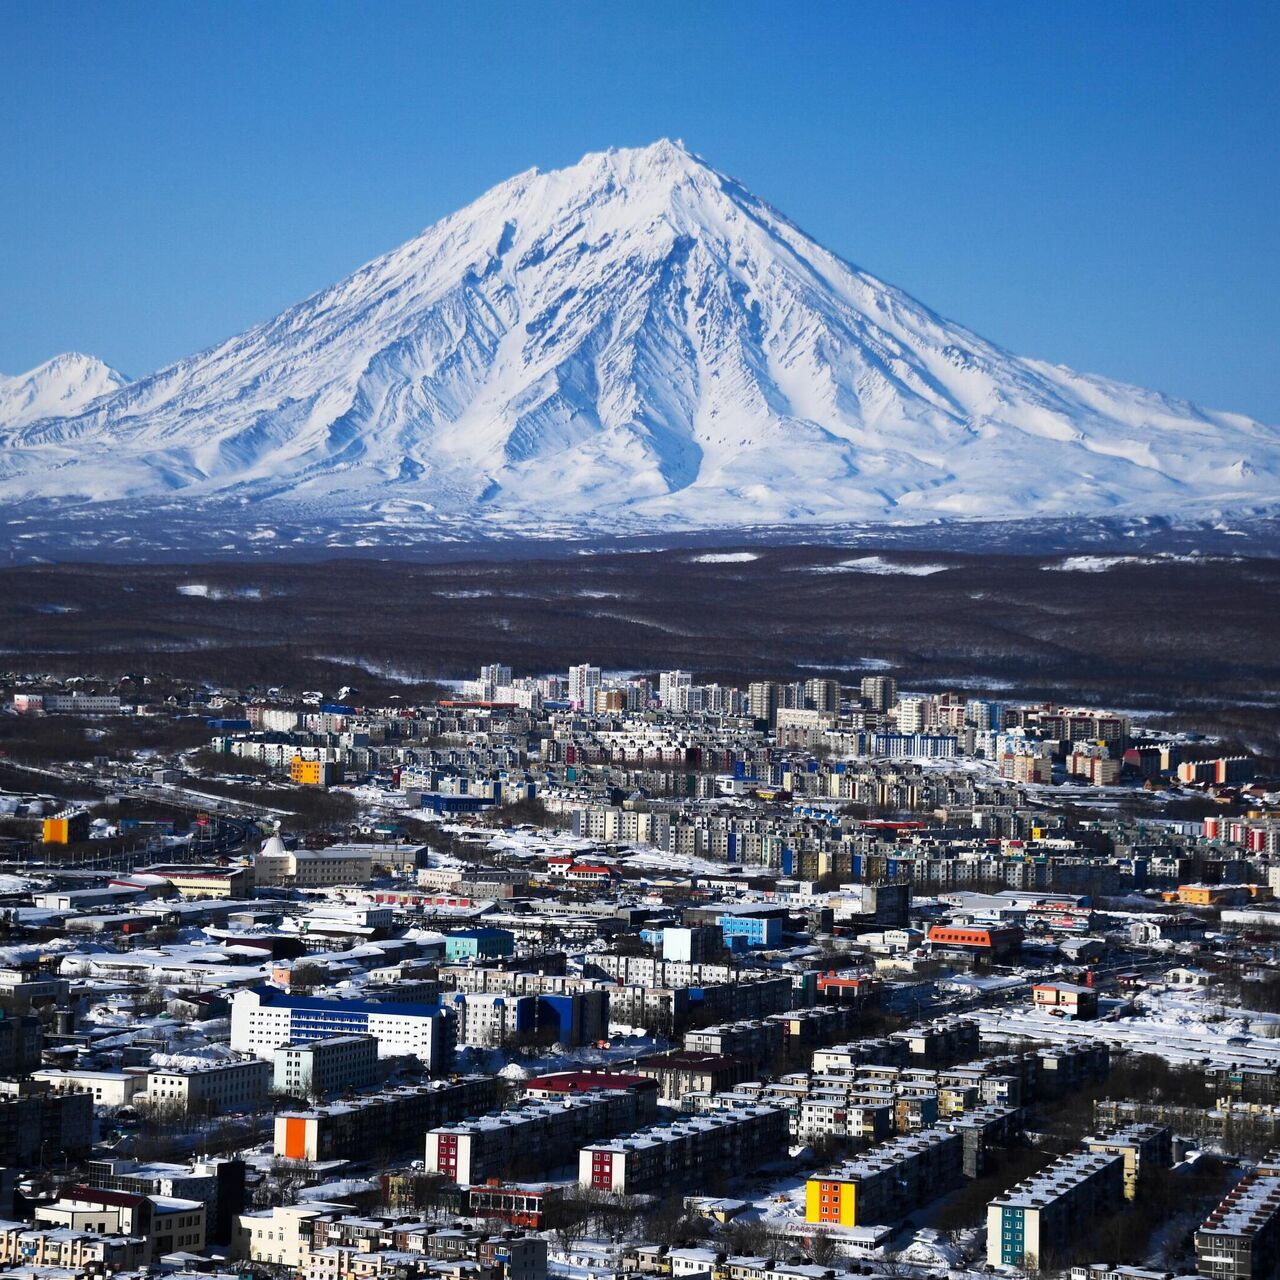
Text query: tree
645 1193 693 1247
545 1192 593 1256
288 961 327 994
726 1217 771 1257
808 1229 840 1267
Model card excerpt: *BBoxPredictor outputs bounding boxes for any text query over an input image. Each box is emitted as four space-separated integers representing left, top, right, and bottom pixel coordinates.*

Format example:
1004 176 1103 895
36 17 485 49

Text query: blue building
444 927 516 964
719 914 782 950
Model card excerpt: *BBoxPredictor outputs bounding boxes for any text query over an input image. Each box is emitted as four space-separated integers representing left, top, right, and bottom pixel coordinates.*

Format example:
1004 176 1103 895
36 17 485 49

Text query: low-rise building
35 1186 206 1262
1033 981 1099 1020
31 1068 145 1108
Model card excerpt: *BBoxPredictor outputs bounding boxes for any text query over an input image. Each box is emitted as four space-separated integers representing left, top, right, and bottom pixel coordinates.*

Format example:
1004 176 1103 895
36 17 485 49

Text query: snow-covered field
978 984 1280 1067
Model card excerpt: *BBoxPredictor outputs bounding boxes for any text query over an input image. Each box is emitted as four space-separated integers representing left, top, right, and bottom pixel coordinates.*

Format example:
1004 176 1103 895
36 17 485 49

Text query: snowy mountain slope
0 353 129 431
2 140 1277 528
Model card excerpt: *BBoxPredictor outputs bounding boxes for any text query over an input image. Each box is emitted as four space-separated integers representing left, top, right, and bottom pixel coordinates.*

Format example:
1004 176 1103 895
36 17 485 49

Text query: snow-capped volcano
3 139 1277 528
0 352 128 431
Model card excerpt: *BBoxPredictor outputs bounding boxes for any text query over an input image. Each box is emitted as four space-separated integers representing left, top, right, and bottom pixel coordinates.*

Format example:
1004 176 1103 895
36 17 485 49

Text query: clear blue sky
2 0 1277 420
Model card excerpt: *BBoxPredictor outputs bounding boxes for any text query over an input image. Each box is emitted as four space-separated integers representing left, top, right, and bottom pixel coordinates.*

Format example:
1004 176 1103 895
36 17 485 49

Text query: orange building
41 810 90 845
1162 884 1251 907
290 757 338 787
927 923 1023 959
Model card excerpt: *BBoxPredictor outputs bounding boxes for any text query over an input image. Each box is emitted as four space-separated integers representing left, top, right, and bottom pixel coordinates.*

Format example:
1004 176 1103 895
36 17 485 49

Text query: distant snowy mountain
3 140 1277 531
0 353 128 431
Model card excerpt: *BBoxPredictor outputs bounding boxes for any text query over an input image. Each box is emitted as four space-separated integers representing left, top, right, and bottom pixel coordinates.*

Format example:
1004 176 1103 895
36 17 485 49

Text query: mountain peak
1 147 1277 530
0 351 129 432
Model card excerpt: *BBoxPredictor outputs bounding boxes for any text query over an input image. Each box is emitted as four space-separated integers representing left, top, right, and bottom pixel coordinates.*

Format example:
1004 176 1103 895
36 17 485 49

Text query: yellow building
806 1175 857 1227
41 810 89 844
290 757 335 787
1163 884 1247 907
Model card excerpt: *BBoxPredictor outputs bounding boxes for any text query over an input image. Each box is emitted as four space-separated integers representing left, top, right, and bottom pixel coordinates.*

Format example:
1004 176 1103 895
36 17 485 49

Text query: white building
231 987 454 1070
31 1069 146 1108
273 1035 379 1098
568 664 602 709
142 1059 272 1112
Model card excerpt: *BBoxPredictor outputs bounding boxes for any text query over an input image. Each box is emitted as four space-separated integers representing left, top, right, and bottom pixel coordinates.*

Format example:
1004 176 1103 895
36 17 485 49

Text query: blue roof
250 985 446 1018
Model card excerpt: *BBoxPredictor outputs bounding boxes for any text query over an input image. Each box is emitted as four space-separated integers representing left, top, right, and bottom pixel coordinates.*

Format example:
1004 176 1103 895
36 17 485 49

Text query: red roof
65 1185 147 1210
528 1071 655 1094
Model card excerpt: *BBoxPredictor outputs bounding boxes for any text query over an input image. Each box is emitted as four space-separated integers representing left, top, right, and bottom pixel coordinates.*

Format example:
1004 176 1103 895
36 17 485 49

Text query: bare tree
809 1229 840 1267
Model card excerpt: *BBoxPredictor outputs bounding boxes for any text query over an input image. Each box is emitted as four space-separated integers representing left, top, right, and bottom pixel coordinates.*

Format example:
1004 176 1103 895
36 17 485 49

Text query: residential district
0 663 1277 1280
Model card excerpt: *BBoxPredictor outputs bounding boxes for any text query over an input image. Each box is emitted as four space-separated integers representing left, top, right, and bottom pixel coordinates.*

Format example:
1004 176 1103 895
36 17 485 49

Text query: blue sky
2 1 1277 420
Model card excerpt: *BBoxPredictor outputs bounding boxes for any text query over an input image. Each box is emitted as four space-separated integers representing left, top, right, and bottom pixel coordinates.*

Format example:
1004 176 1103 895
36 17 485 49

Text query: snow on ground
806 556 949 576
1045 553 1238 572
689 551 759 563
978 983 1280 1067
1045 555 1164 572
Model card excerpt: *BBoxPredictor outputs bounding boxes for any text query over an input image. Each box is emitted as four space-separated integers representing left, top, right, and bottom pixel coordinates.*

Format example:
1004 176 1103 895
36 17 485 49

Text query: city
4 5 1278 1280
0 660 1275 1280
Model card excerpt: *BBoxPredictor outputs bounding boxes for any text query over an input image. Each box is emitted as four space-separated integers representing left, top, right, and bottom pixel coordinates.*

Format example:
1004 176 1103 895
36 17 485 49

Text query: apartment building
891 1017 981 1065
0 1223 144 1272
1195 1162 1280 1280
449 991 537 1048
276 1076 498 1162
987 1151 1126 1269
143 1058 272 1113
396 1226 547 1280
944 1104 1023 1177
631 1050 757 1102
274 1034 379 1098
35 1186 207 1262
805 1129 963 1227
1083 1124 1173 1199
231 987 455 1070
435 968 610 1047
683 1019 784 1067
580 1105 787 1194
570 807 672 847
426 1088 648 1184
0 1083 93 1164
789 1092 893 1144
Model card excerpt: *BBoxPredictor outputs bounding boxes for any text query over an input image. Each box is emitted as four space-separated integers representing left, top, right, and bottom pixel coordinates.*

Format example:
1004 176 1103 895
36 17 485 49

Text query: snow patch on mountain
2 141 1277 531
